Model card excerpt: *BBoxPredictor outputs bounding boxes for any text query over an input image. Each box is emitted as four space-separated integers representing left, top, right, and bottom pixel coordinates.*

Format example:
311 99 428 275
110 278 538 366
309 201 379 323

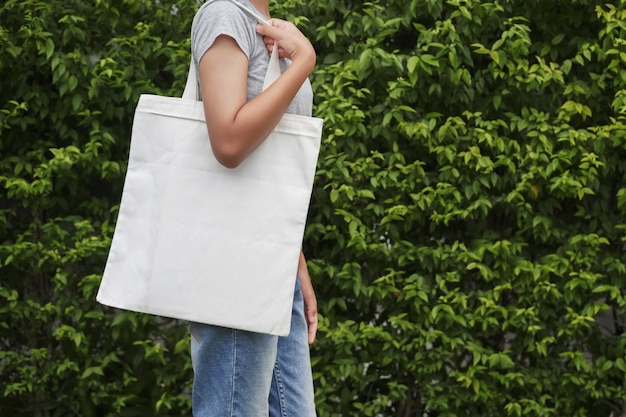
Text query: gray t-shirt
191 0 313 116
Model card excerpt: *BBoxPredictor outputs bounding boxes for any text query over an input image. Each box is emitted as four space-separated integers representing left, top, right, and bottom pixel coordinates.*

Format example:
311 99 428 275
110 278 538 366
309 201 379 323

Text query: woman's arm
198 19 316 168
297 251 318 344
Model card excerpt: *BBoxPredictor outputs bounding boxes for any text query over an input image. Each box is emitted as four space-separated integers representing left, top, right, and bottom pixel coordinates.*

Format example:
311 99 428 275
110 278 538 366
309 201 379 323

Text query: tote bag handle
182 0 280 101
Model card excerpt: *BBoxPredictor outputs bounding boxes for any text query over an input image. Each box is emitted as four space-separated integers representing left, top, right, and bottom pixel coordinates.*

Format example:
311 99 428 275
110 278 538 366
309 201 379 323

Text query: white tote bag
96 2 323 336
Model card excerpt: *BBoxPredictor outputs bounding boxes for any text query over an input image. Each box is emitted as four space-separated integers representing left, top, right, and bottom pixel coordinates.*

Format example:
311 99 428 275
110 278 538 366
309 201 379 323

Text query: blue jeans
189 280 316 417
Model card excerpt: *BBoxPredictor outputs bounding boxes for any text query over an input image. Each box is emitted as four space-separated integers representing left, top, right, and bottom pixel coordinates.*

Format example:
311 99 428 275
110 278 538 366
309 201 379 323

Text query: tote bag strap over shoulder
182 0 280 101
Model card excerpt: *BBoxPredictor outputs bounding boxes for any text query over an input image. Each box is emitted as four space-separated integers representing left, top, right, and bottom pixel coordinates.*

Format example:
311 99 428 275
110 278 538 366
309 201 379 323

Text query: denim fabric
189 280 316 417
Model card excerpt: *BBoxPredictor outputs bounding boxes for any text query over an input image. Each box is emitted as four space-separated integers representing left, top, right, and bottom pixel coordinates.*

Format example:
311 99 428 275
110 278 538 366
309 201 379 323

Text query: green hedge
0 1 196 415
1 0 625 416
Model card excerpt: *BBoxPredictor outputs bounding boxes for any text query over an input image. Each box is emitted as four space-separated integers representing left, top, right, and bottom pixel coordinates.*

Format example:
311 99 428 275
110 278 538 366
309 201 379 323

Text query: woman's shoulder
191 0 260 66
193 0 253 27
192 0 257 46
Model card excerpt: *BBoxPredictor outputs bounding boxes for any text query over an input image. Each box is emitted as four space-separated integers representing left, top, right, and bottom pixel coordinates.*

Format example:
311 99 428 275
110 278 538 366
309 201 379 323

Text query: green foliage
1 0 625 416
300 0 626 416
0 0 195 415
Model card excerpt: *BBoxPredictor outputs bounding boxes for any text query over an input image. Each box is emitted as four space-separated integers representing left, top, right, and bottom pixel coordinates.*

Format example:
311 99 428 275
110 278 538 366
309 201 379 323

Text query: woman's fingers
255 18 314 62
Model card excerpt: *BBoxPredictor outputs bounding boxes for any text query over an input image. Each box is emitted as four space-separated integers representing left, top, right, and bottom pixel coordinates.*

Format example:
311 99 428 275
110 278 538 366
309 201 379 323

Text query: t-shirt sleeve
191 1 255 68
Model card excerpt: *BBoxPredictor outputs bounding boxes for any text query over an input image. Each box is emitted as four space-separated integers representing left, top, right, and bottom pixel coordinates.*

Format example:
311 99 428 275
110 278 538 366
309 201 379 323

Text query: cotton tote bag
96 3 323 336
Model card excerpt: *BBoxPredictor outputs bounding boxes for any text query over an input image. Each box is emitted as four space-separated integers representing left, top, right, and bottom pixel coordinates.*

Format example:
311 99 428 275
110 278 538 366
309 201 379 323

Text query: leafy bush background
1 0 625 416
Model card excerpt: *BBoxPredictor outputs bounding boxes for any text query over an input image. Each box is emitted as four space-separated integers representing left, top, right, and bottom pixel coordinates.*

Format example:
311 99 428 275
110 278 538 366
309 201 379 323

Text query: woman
188 0 319 416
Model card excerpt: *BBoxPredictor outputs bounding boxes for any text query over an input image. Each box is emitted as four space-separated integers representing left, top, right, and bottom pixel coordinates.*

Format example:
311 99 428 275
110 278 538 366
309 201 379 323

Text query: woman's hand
297 251 318 344
256 19 316 71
